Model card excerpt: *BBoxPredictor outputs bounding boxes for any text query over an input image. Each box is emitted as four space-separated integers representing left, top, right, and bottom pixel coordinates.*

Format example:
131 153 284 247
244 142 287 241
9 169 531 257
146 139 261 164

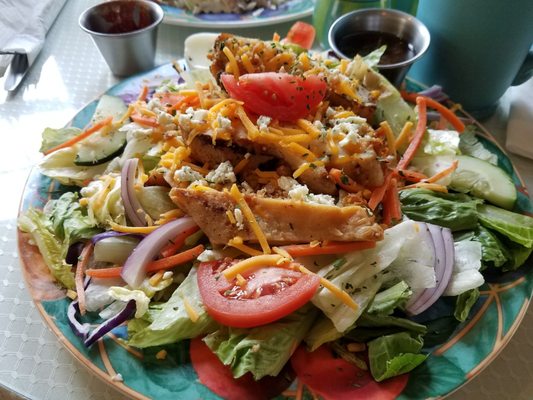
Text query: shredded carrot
398 169 428 183
137 86 149 102
381 178 401 226
401 91 465 133
131 112 159 127
159 225 200 258
44 116 113 155
85 244 205 278
397 96 427 171
281 241 376 257
401 182 449 193
167 94 200 112
368 172 393 211
75 242 94 316
424 160 459 183
329 168 364 193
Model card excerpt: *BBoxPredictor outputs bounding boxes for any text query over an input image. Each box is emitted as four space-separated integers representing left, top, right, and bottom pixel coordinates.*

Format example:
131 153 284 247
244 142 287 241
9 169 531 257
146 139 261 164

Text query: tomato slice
291 345 409 400
221 72 327 121
190 338 294 400
197 259 320 328
285 21 316 50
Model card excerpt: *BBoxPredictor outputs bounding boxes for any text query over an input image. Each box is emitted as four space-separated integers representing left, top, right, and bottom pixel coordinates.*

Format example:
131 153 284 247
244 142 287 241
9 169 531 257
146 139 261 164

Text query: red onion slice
67 300 91 341
121 216 197 288
406 224 454 315
91 231 144 244
121 158 147 227
84 300 136 347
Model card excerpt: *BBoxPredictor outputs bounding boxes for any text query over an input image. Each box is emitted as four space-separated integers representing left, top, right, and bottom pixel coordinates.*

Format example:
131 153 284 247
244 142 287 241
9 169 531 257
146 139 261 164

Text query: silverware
2 52 29 92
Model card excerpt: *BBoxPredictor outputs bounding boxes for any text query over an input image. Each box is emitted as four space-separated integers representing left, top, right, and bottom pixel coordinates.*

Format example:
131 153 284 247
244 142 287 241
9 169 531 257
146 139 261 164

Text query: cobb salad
18 23 533 399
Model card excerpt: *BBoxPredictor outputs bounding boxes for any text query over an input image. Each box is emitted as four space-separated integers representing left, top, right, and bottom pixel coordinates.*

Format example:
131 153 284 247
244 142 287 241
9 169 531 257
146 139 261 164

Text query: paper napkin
505 78 533 159
0 0 67 77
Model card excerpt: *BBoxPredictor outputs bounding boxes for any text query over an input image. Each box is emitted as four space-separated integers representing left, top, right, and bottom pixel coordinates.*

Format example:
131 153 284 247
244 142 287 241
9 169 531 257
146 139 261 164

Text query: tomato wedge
197 259 320 328
190 338 294 400
285 21 316 50
221 72 327 121
291 345 409 400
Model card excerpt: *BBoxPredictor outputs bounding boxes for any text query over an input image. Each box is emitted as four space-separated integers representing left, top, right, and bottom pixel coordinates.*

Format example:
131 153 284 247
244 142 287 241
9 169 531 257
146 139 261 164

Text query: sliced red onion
67 300 92 341
84 300 136 347
406 224 454 315
121 216 197 288
91 230 144 244
418 85 448 102
121 158 147 227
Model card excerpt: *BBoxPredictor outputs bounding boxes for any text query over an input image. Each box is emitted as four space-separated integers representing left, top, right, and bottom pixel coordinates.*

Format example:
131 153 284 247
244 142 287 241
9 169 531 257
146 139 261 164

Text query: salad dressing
337 31 416 65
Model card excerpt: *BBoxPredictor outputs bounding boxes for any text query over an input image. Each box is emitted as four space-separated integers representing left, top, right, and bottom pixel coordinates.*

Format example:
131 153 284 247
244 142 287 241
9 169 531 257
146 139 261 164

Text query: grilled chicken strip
170 188 383 245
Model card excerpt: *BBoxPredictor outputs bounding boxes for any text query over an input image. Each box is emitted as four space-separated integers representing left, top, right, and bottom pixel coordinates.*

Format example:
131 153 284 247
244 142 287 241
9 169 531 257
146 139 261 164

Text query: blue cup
409 0 533 118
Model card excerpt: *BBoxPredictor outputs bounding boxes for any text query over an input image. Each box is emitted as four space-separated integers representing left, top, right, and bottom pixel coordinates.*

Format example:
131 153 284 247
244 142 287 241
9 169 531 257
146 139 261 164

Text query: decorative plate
17 63 533 399
159 0 313 28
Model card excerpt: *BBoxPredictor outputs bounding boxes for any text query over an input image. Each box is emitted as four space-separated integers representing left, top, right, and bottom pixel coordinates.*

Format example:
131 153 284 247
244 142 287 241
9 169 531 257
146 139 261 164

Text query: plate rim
160 0 313 28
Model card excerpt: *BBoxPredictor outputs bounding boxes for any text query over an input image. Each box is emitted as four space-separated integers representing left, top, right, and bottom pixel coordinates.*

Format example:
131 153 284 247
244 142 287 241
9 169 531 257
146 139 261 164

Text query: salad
18 23 533 399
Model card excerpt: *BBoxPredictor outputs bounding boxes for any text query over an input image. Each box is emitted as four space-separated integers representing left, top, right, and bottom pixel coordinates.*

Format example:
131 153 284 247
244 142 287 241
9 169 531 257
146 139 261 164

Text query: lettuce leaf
400 189 481 231
368 332 427 382
203 306 317 380
477 204 533 248
40 127 82 154
459 128 498 165
367 281 412 316
454 288 480 322
126 267 217 348
346 313 427 343
18 192 100 289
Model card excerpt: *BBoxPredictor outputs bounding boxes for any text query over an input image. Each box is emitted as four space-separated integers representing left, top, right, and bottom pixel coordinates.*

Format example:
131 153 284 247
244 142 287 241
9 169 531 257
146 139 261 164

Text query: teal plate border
17 65 533 400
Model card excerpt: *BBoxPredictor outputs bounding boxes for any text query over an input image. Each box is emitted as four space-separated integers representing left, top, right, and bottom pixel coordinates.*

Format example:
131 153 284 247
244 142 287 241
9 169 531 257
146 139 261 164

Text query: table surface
1 1 532 399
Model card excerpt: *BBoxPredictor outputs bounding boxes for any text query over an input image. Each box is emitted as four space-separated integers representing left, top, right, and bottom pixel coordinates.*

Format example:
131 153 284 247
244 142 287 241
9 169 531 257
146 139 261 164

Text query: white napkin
0 0 67 77
505 78 533 159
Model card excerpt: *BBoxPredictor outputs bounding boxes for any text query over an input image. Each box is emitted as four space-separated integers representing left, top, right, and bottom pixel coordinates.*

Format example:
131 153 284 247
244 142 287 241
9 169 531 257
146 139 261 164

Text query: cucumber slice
74 129 127 166
75 95 128 166
450 155 517 210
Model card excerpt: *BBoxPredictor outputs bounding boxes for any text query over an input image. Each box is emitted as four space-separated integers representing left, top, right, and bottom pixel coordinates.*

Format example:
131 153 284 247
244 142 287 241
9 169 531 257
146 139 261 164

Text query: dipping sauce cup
328 8 430 87
79 0 164 77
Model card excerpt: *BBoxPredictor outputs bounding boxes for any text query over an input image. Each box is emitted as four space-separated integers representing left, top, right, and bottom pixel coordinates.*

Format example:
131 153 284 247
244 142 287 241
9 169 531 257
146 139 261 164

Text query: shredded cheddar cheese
223 46 240 79
229 184 271 254
223 254 287 280
182 297 199 322
379 121 396 158
296 265 359 310
109 222 160 234
228 236 264 257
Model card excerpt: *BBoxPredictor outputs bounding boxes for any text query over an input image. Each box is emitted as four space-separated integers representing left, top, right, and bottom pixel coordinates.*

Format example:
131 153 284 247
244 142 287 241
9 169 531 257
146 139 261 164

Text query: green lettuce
367 281 412 316
40 127 82 154
477 204 533 248
203 306 317 380
127 267 217 348
454 288 480 322
346 313 427 343
400 189 481 231
459 128 498 165
368 332 427 382
18 192 100 289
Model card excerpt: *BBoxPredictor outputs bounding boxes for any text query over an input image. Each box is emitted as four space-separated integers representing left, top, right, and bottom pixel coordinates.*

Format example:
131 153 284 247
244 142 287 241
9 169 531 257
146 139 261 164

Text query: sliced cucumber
75 95 129 166
450 155 517 210
74 129 127 166
91 94 128 123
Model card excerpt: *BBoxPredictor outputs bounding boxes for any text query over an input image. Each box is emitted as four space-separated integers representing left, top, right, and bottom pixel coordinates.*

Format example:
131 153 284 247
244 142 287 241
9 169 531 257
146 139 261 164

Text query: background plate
17 64 533 399
160 0 313 28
